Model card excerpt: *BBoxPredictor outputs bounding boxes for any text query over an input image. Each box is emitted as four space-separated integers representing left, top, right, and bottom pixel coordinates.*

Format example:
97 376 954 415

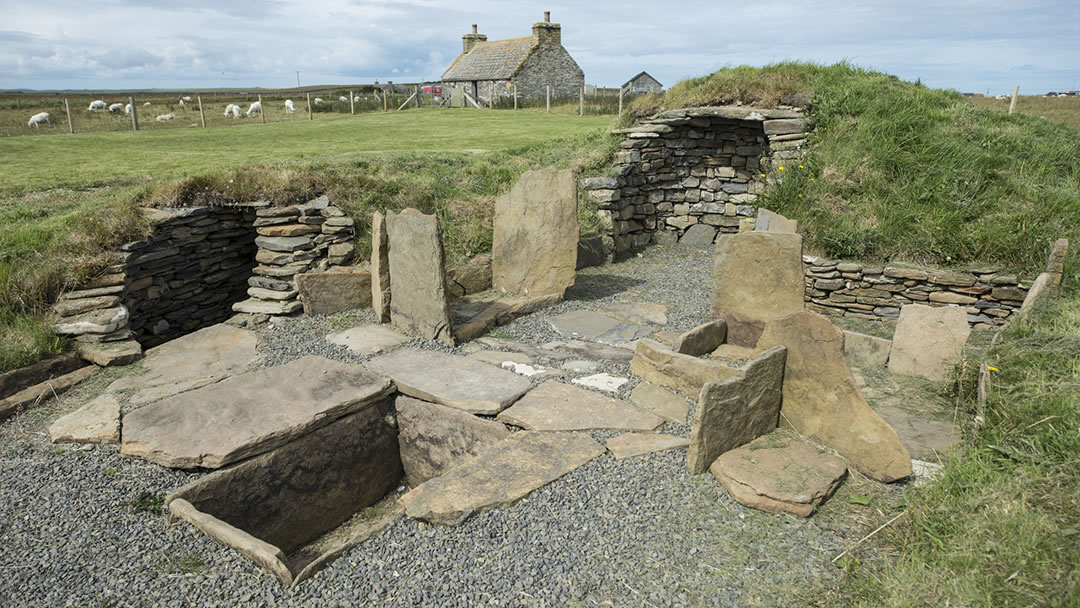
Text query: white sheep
124 103 132 114
339 95 348 103
284 99 295 113
178 99 185 107
155 113 176 122
108 103 123 113
27 112 50 128
143 101 151 106
314 97 324 105
88 100 106 111
354 95 361 102
246 101 262 117
224 103 237 116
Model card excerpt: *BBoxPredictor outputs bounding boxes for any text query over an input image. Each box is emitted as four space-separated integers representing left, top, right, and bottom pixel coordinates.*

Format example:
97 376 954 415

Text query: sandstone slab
672 319 727 356
386 209 454 345
629 382 690 424
630 339 743 398
107 324 261 405
231 298 303 315
548 310 652 346
295 270 372 315
0 354 88 401
255 235 313 252
599 302 669 326
1047 238 1068 285
755 310 912 482
48 393 120 444
711 431 847 517
541 340 633 363
365 348 531 415
888 304 970 382
843 331 892 369
0 365 99 423
395 396 510 486
711 232 804 322
754 208 798 233
718 311 766 348
686 346 786 475
53 295 122 317
496 380 663 432
400 431 604 526
371 211 391 323
1020 272 1053 313
446 256 492 299
606 433 690 460
326 324 409 355
122 356 394 469
679 224 717 247
492 167 578 297
54 306 129 335
77 339 142 367
875 405 959 461
571 373 629 393
451 292 561 343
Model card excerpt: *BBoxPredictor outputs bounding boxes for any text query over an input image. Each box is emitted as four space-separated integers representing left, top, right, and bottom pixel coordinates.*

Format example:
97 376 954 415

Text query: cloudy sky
1 0 1078 95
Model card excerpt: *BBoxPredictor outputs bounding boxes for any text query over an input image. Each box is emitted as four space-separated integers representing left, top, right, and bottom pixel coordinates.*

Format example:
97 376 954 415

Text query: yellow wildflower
778 166 785 171
987 365 999 372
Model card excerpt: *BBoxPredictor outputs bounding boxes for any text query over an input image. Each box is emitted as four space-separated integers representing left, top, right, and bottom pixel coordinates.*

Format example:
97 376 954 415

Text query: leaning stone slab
1020 272 1054 314
295 270 372 315
548 310 652 346
606 433 690 460
0 353 87 401
122 356 394 469
48 393 120 444
365 348 532 415
630 339 743 398
711 431 847 517
77 339 142 367
671 319 727 356
167 404 402 586
396 396 510 486
1047 238 1068 286
888 304 970 382
54 306 129 335
0 365 99 423
371 211 391 323
326 324 409 355
400 431 604 526
386 209 454 345
686 346 786 475
711 232 804 322
497 380 663 432
629 382 690 424
755 310 912 482
492 167 578 298
843 331 892 369
754 208 798 233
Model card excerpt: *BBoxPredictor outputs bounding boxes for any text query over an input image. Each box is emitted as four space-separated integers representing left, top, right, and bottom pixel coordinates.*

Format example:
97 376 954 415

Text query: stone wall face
802 256 1029 329
513 44 585 99
581 107 809 256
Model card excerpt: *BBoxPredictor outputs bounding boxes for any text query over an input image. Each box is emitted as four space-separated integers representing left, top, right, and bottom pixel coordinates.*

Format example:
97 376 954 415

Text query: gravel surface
0 244 881 607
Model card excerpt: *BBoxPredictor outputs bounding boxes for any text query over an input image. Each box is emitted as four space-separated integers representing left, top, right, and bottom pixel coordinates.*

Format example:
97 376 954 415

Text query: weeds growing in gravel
124 492 164 516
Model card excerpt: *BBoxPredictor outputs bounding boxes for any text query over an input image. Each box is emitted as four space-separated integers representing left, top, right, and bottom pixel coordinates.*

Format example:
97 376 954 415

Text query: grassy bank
634 63 1080 271
0 110 618 372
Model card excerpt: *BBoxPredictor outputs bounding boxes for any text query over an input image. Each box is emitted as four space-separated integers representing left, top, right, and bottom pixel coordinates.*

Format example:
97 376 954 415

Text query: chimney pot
472 24 477 33
544 11 550 22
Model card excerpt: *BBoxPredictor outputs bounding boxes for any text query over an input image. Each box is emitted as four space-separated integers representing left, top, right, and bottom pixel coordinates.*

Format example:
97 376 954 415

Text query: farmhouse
622 71 663 94
442 11 584 106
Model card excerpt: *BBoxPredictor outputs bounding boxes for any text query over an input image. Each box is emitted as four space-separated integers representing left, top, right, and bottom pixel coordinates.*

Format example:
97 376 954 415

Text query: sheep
143 101 151 106
339 95 348 103
245 101 262 117
88 100 106 111
229 105 241 118
27 112 50 128
155 113 176 122
284 99 295 113
178 98 185 107
124 103 132 114
314 97 324 105
108 103 124 113
179 96 192 106
354 95 361 102
224 103 238 116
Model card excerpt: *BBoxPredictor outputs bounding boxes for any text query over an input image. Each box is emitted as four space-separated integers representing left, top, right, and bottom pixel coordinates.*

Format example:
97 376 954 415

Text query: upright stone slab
755 310 911 482
295 270 372 315
1020 272 1053 313
396 396 510 486
888 304 970 382
671 319 727 356
385 209 454 345
686 346 786 475
492 167 578 298
1047 238 1068 286
754 208 798 233
710 232 804 322
371 211 391 323
843 331 892 369
630 339 743 398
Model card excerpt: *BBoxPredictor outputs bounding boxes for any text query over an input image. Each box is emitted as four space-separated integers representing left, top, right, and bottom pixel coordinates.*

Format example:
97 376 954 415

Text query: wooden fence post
350 90 355 115
384 90 388 112
619 88 624 115
1008 85 1019 114
546 85 550 113
513 83 518 110
15 97 20 110
579 86 584 116
197 96 206 128
417 85 422 109
258 95 266 124
129 96 139 131
307 93 313 120
64 99 74 134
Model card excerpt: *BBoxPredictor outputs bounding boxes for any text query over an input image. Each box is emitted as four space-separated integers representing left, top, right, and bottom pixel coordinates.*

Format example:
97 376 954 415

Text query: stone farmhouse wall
512 43 585 99
581 107 810 256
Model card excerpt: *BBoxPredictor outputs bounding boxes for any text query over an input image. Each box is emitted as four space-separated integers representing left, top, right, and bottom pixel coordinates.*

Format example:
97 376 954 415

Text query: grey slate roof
443 37 536 81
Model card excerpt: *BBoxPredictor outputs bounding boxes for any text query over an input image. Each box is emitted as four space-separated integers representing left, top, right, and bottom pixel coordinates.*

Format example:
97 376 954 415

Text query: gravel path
0 244 878 607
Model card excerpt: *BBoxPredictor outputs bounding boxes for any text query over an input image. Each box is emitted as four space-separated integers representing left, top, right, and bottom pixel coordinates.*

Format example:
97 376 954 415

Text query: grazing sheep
284 99 295 113
179 96 193 106
155 113 176 122
27 112 50 128
124 103 132 114
314 97 324 105
339 95 348 103
354 95 361 102
143 101 151 106
246 101 262 117
108 103 123 113
88 100 106 111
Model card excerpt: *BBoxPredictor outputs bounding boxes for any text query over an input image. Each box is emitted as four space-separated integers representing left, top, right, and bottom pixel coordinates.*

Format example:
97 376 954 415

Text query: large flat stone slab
630 339 743 398
686 346 786 475
386 208 454 345
107 324 261 405
48 394 121 444
629 382 690 424
711 232 804 322
396 396 510 486
606 433 690 460
888 304 970 381
492 167 578 298
711 431 847 517
755 310 912 482
121 356 394 469
326 324 409 355
496 380 664 432
541 340 634 363
295 270 372 315
77 339 142 367
599 302 669 326
875 405 959 461
451 292 561 343
843 331 892 369
548 310 652 346
364 348 532 415
400 431 604 526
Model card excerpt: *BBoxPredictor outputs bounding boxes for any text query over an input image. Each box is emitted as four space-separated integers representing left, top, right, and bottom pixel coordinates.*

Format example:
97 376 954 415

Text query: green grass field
968 94 1080 130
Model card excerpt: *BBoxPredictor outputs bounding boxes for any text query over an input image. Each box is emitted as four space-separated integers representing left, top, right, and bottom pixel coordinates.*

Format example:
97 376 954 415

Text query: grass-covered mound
634 62 1080 271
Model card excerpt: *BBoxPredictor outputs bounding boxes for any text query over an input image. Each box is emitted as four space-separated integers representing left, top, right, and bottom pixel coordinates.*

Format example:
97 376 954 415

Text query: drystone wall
581 106 810 256
802 256 1029 329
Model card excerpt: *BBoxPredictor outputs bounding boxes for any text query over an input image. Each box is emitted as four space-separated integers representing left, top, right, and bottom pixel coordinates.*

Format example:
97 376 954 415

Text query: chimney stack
533 11 561 46
462 24 487 54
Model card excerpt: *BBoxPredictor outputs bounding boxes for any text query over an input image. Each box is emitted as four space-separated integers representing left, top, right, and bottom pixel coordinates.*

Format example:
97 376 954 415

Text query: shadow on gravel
564 274 646 302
